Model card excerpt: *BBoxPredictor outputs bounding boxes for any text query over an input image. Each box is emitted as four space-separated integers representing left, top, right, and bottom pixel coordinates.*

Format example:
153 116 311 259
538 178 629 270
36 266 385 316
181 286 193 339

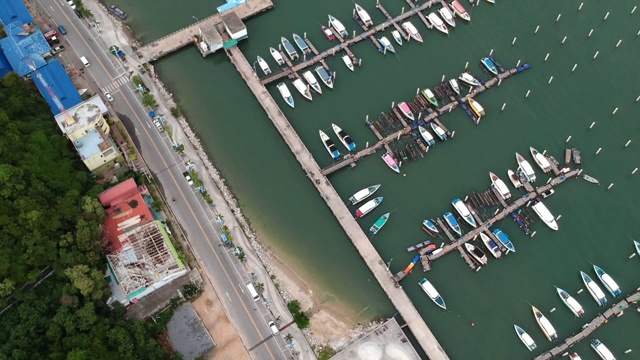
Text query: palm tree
255 282 265 294
284 333 294 345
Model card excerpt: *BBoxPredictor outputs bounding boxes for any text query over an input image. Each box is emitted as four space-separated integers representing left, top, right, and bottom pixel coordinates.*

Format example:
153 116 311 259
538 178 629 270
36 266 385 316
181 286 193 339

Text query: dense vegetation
0 73 171 359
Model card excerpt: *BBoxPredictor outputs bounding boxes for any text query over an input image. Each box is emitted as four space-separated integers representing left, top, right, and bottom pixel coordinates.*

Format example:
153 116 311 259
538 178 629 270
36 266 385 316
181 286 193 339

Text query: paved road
37 1 290 358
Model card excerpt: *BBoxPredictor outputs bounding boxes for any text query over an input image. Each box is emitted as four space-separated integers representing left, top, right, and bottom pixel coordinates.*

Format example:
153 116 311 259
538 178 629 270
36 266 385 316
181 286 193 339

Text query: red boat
321 25 335 41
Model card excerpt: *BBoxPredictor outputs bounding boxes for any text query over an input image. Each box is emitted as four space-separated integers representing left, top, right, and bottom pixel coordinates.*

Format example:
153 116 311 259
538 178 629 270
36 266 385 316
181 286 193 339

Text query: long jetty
224 46 450 360
534 289 640 360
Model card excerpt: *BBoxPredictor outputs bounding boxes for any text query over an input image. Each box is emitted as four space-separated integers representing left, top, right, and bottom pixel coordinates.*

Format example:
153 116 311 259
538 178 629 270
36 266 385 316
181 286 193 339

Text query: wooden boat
292 79 312 101
514 324 537 352
507 169 522 188
398 102 415 121
392 30 403 46
418 278 446 309
591 339 616 360
256 55 271 75
556 287 585 317
449 78 460 95
355 4 373 27
492 228 515 253
438 6 456 27
480 57 498 75
321 25 336 41
531 201 558 230
315 66 334 89
355 197 383 218
458 72 482 87
532 305 558 342
444 212 462 236
480 232 502 259
401 21 423 43
564 148 572 164
269 47 284 66
464 243 487 265
421 88 439 107
342 55 355 71
319 130 340 160
530 147 551 173
593 265 621 297
582 174 600 185
427 12 448 34
572 148 582 165
348 184 381 205
369 213 390 234
276 83 294 108
516 152 536 182
418 125 436 147
430 122 447 141
303 71 322 94
468 98 485 117
378 36 395 54
422 219 439 234
292 33 310 54
381 152 400 173
451 0 471 21
332 123 356 152
634 240 640 257
281 37 299 61
328 14 348 37
581 271 607 306
490 172 511 200
452 199 476 228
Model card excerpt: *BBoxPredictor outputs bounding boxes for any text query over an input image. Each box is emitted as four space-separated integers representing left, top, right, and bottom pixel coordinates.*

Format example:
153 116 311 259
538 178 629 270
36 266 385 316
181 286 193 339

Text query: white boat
514 324 537 352
452 199 477 228
269 47 284 66
438 6 456 27
530 147 552 173
507 169 522 188
355 197 383 218
449 78 460 95
418 125 436 147
256 56 271 75
355 4 373 27
593 265 621 297
276 83 294 108
468 98 485 117
591 339 616 360
427 13 448 34
303 71 322 95
532 305 557 342
581 271 607 306
382 152 400 174
378 36 395 53
489 172 511 200
451 0 471 21
391 30 403 46
516 152 536 182
319 130 340 160
480 232 501 259
401 21 423 43
281 37 299 61
314 66 334 89
556 287 585 317
464 243 487 265
531 201 558 230
458 72 482 87
328 14 348 37
398 102 415 121
332 123 356 152
430 122 447 141
569 353 582 360
418 278 446 309
348 184 381 205
342 55 354 71
292 79 312 101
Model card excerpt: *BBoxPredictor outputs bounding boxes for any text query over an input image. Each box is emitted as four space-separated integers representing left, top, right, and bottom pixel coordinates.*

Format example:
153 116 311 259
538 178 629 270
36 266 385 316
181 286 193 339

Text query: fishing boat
449 78 460 95
452 199 477 228
321 25 336 41
464 243 487 265
468 98 485 117
514 324 537 352
355 4 373 27
315 66 334 89
398 102 415 121
516 152 536 182
332 123 356 152
569 353 582 360
269 47 284 66
422 219 439 234
489 172 511 200
635 240 640 256
532 305 558 342
421 88 439 107
281 37 299 61
418 126 436 147
401 21 423 43
583 174 600 185
480 57 498 75
451 0 471 21
438 6 456 27
319 130 340 160
591 339 616 360
531 201 558 230
458 72 482 87
492 228 515 253
370 213 390 234
572 148 582 165
430 122 447 141
530 147 552 173
418 278 446 309
292 79 312 101
593 265 621 297
443 212 462 236
292 33 310 54
480 232 502 259
355 197 383 218
392 30 403 46
276 83 294 108
556 287 585 317
427 13 448 34
381 152 400 174
348 184 381 205
328 14 348 37
378 36 395 53
342 55 355 71
256 56 271 75
581 271 607 306
507 169 522 188
303 71 322 94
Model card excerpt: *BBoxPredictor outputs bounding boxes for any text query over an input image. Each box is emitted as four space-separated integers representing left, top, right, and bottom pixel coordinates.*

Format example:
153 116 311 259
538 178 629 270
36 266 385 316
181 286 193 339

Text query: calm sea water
117 0 640 358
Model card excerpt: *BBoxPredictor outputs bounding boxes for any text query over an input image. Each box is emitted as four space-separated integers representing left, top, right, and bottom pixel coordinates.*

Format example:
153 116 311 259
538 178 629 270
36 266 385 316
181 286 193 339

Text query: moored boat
378 36 395 53
492 228 515 253
303 71 322 94
422 219 439 234
438 6 456 27
532 305 558 342
418 278 446 309
276 83 294 108
451 0 471 21
421 88 439 107
281 36 299 61
348 184 381 205
430 122 447 141
507 169 522 188
355 197 383 218
418 125 436 147
328 14 348 37
355 4 373 27
452 199 477 228
591 339 616 360
464 243 487 265
315 66 334 89
370 213 390 234
332 123 356 152
468 98 485 117
516 152 536 182
398 102 415 121
581 271 607 306
481 57 498 75
531 201 558 230
292 79 312 101
321 25 336 41
319 130 340 160
427 12 448 34
342 55 355 71
292 33 310 54
583 174 600 185
449 78 460 95
556 287 585 317
401 21 423 43
530 147 551 173
458 72 482 87
269 47 284 65
569 352 582 360
593 265 621 297
381 152 400 173
480 232 502 259
490 172 511 200
392 30 403 46
256 56 271 75
514 324 537 352
444 212 462 236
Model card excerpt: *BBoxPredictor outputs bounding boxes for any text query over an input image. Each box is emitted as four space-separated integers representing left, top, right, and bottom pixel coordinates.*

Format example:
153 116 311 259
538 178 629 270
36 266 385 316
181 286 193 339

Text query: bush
170 106 181 117
287 300 301 314
317 345 336 360
132 75 143 86
182 282 201 301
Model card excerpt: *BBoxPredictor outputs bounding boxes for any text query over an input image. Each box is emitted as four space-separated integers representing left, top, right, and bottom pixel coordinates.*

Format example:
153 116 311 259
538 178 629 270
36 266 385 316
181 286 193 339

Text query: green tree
287 300 301 314
293 312 310 329
142 93 156 108
170 106 181 117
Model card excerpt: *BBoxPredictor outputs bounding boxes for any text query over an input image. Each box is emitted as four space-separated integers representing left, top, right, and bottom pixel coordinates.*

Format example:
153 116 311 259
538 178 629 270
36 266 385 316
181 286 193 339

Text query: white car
183 172 194 186
153 118 164 132
268 321 279 336
67 0 76 10
104 91 113 102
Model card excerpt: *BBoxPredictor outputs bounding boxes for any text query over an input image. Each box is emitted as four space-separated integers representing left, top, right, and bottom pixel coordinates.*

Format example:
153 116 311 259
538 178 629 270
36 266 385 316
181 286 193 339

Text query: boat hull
532 306 558 342
370 213 390 234
581 271 607 306
348 184 380 205
355 197 383 218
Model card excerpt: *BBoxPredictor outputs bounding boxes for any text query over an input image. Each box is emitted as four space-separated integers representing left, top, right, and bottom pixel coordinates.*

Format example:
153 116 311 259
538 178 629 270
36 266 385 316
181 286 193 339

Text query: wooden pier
533 289 640 360
376 3 410 41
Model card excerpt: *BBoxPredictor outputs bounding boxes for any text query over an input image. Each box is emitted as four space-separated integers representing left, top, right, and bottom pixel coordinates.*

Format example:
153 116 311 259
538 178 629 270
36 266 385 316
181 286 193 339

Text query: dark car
57 25 67 35
74 9 83 18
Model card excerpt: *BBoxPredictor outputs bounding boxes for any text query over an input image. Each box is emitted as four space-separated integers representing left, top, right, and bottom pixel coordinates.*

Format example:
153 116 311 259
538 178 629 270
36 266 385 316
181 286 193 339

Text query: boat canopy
494 179 510 196
420 280 439 298
587 282 606 299
520 160 535 177
532 202 554 222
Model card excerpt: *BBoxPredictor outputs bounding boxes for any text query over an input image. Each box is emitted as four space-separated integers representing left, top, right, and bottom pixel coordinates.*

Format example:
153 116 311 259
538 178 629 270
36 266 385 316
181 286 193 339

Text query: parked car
183 172 194 186
268 321 280 336
67 0 76 10
51 45 65 54
74 9 83 18
57 25 67 35
104 91 113 102
153 118 164 132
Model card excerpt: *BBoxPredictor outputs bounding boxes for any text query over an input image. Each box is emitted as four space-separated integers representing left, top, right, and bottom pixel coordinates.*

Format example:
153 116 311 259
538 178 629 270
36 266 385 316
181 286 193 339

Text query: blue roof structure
0 21 50 76
0 0 33 26
217 0 247 13
33 60 82 114
0 51 11 78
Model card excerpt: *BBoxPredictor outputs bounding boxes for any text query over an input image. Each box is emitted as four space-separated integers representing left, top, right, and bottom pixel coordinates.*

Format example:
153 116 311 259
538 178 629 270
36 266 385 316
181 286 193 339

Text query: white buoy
593 51 599 59
612 107 618 115
625 349 633 354
494 208 500 215
636 95 640 102
397 133 401 140
556 14 561 22
546 177 552 184
391 101 395 108
577 289 584 294
589 121 595 129
550 308 556 313
418 112 422 119
366 141 369 148
638 29 640 36
566 135 572 143
632 168 638 175
588 29 594 37
516 60 521 67
451 131 455 138
548 76 554 84
531 231 537 238
416 87 420 95
578 2 584 10
633 6 637 14
596 147 602 154
607 183 614 190
489 49 494 56
441 74 445 82
525 90 531 98
465 61 469 69
625 139 631 147
401 6 404 14
604 11 609 20
512 36 517 45
366 115 369 121
572 64 578 72
556 214 562 221
629 253 637 259
440 242 444 248
545 53 550 61
501 103 506 111
497 78 502 86
535 25 540 34
449 107 453 113
616 39 622 48
562 36 567 44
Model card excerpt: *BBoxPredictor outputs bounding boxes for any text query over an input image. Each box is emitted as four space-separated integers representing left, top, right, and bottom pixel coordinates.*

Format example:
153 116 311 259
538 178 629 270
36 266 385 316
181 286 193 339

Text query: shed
221 12 247 41
198 23 223 56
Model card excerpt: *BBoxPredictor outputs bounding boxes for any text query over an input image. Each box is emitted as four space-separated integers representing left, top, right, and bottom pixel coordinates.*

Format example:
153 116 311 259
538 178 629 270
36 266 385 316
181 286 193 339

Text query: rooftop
0 0 33 26
0 20 49 76
221 12 246 33
33 60 82 113
73 127 114 160
199 23 223 45
53 95 108 134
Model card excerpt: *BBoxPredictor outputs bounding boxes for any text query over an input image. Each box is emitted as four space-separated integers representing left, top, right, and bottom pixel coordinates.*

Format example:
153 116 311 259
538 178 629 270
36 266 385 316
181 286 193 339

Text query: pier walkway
224 45 450 360
534 289 640 360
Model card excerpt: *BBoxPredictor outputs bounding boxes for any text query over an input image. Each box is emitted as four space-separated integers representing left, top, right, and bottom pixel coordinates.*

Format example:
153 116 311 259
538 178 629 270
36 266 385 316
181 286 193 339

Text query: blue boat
492 228 515 253
422 219 439 234
319 130 340 160
481 57 498 75
443 212 462 236
452 199 477 228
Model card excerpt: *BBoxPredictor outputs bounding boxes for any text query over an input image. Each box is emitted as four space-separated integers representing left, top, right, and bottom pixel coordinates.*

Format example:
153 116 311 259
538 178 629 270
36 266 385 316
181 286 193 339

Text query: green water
118 0 640 358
